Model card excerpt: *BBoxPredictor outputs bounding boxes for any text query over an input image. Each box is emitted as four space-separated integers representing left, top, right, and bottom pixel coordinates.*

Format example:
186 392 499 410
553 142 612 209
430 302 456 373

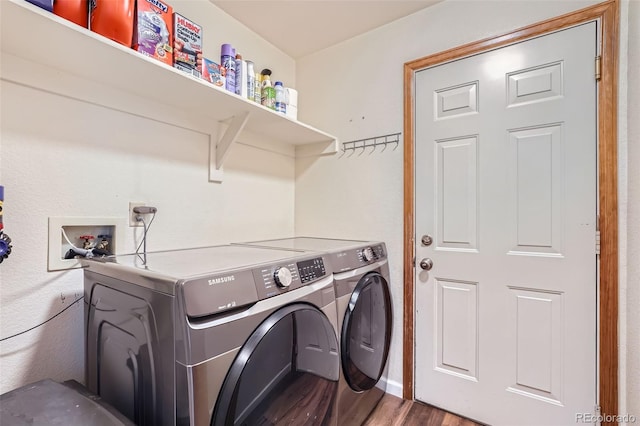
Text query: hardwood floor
244 372 338 425
363 394 483 426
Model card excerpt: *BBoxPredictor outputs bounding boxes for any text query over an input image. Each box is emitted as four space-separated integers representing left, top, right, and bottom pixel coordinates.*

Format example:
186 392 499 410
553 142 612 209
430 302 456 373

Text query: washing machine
82 244 340 426
235 238 392 425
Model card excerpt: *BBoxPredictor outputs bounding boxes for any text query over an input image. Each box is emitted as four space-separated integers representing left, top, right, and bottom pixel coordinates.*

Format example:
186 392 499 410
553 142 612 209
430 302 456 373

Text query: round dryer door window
341 271 392 392
212 303 339 426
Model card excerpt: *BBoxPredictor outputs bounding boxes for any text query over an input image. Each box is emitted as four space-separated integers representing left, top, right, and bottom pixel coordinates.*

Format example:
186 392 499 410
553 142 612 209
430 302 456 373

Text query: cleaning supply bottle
261 69 275 110
246 61 255 101
54 0 88 28
90 0 135 47
254 72 262 104
274 81 286 115
235 54 248 98
221 44 236 93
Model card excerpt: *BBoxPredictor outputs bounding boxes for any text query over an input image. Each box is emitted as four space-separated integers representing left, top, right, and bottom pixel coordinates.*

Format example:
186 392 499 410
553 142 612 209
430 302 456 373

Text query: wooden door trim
403 1 619 423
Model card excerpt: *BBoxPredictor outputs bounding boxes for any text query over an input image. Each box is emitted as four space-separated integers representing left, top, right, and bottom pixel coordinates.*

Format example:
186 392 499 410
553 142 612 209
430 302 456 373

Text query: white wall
625 0 639 421
0 0 296 394
294 0 637 412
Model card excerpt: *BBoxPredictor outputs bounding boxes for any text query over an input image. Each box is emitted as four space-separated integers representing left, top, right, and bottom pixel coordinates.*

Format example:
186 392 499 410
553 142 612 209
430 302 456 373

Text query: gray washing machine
235 238 392 426
82 245 340 426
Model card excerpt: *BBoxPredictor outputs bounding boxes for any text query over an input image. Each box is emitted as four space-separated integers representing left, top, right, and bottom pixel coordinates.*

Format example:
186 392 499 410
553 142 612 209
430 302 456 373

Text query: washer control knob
362 247 375 262
274 267 293 287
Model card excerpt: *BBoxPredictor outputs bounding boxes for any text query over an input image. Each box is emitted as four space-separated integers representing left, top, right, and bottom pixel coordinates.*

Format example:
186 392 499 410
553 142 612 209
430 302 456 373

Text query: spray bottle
235 54 248 98
221 44 236 93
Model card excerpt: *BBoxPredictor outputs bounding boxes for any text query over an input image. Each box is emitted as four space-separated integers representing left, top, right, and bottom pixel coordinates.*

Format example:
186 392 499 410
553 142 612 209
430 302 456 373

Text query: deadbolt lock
421 234 433 246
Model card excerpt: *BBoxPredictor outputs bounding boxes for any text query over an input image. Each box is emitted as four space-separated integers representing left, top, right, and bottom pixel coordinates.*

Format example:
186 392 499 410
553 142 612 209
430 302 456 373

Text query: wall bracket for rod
342 132 401 154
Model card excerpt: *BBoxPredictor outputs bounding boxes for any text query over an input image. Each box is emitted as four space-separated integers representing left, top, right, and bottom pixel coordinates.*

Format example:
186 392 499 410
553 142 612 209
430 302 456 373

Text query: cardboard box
173 13 202 78
202 59 225 88
133 0 173 65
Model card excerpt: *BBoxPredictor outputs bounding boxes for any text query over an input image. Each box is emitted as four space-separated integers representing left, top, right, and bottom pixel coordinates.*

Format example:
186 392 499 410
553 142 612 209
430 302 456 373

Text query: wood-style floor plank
244 373 337 425
361 392 412 426
364 394 483 426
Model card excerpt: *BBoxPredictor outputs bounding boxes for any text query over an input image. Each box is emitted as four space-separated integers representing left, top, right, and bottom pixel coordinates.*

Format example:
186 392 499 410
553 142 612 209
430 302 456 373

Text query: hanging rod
341 132 401 155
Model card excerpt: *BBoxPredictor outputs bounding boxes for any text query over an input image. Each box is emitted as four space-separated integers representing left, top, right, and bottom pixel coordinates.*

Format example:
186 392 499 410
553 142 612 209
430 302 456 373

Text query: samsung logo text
208 276 235 285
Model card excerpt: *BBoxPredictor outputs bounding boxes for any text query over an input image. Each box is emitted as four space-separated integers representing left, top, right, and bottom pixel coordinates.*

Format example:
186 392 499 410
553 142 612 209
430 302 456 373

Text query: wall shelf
0 0 338 181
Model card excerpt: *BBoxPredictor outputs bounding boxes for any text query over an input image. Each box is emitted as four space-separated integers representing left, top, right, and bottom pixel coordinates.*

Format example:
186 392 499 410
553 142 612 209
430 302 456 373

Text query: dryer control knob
362 247 374 262
274 267 293 287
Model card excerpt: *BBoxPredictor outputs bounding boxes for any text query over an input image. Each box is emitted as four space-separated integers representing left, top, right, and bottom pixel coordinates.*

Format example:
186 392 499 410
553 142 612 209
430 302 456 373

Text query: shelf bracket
209 111 250 182
217 111 250 170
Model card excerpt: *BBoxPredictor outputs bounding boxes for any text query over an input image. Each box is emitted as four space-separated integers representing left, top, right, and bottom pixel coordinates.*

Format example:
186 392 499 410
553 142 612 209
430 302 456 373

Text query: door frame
402 0 619 422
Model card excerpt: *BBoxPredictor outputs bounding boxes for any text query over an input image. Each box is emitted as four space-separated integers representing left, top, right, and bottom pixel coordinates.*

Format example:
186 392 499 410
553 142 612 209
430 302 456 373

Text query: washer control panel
257 263 299 295
297 257 326 284
253 256 328 300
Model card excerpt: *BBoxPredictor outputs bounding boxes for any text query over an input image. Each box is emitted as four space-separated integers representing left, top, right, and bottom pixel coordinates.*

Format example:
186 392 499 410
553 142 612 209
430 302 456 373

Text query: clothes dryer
83 245 339 426
235 238 392 425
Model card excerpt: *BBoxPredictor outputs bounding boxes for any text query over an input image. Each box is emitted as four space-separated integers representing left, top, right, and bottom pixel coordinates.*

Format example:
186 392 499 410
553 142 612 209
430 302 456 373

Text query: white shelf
0 0 338 181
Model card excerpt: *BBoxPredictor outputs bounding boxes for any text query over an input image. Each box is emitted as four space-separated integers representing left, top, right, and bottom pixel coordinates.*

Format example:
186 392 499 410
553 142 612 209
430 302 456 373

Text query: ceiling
211 1 441 59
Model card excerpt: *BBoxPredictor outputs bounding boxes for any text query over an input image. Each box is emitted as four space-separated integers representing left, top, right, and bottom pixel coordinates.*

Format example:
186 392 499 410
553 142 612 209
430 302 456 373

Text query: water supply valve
94 234 112 256
79 234 95 249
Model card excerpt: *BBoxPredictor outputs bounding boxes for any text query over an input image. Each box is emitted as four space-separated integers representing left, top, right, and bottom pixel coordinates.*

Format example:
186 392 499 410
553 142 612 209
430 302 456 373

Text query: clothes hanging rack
341 132 401 155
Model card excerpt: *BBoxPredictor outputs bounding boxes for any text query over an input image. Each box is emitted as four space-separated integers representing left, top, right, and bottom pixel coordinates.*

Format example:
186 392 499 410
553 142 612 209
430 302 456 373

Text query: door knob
421 234 433 246
419 258 433 271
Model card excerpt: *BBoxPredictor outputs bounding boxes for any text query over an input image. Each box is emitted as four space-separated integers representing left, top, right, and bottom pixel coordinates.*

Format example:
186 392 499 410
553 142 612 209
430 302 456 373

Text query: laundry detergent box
133 0 173 65
202 58 225 88
173 13 202 78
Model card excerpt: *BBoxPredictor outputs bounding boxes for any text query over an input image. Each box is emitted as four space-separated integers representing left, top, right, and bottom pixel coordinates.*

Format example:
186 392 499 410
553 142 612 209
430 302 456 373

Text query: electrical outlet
129 202 145 227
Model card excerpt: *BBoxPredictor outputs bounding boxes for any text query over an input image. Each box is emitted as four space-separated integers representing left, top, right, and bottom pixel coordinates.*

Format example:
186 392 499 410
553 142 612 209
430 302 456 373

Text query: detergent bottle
54 0 88 28
90 0 135 47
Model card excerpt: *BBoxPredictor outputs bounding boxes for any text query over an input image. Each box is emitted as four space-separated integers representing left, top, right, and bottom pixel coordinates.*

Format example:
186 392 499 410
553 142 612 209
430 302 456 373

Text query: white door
414 23 597 426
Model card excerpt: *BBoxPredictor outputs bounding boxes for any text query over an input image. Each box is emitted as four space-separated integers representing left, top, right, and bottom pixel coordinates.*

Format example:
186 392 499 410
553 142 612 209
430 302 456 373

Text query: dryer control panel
357 244 385 263
330 243 387 272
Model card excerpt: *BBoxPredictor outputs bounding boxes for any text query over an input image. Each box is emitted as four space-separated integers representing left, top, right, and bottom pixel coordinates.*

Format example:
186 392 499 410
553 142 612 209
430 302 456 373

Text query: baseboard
377 376 403 398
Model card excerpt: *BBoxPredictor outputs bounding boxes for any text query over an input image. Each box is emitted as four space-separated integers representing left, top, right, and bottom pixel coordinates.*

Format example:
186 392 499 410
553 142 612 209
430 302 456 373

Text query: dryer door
341 271 392 391
211 303 339 426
